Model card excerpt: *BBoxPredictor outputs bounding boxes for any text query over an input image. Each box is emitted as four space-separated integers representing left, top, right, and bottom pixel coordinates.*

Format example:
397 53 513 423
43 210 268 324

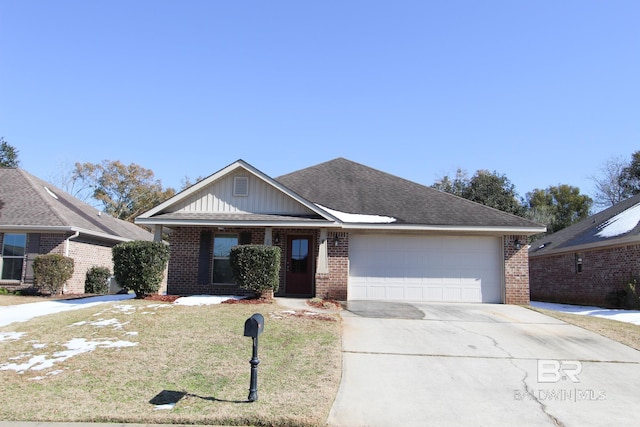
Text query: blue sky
1 1 638 203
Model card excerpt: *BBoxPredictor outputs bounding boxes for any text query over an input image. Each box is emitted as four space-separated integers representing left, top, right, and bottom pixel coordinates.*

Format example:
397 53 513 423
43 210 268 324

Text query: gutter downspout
65 231 80 257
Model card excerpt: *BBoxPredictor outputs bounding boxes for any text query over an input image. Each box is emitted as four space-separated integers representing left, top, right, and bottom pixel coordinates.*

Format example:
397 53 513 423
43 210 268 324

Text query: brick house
137 158 544 304
529 193 640 306
0 168 154 294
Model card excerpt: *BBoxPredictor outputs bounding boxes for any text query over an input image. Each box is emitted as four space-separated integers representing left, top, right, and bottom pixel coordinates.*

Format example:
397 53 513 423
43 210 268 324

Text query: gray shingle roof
529 193 640 257
275 158 542 228
0 168 153 242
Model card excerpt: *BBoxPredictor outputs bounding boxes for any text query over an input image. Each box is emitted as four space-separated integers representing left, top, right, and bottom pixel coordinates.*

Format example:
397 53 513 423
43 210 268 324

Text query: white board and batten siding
171 171 314 215
348 234 503 303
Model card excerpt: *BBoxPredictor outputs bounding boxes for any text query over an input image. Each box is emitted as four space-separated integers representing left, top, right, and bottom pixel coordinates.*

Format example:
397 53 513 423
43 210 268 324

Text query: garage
348 234 503 303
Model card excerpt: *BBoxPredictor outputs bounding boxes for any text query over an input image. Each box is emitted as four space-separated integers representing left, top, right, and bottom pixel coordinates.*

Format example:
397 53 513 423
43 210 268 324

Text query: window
290 238 309 273
575 253 583 273
213 234 238 283
1 234 27 281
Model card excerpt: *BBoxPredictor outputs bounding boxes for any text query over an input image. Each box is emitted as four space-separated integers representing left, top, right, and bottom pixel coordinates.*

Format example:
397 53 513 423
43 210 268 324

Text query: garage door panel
348 235 502 303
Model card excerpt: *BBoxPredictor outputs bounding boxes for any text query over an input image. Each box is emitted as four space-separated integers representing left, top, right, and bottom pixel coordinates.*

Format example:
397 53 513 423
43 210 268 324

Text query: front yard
0 297 342 426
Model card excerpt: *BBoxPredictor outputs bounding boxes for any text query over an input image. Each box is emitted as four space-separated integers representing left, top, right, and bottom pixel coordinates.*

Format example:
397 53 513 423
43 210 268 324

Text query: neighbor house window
213 234 238 284
1 234 27 281
575 253 583 273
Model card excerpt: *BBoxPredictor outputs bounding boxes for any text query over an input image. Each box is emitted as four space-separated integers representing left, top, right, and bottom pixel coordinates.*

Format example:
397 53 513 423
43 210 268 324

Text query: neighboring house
136 158 545 304
530 193 640 306
0 168 154 294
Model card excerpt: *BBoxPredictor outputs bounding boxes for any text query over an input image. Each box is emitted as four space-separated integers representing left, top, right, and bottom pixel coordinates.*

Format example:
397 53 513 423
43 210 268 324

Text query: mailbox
244 313 264 402
244 313 264 338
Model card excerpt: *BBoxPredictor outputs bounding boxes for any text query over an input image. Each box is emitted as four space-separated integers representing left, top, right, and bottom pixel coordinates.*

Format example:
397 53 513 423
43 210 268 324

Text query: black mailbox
244 313 264 338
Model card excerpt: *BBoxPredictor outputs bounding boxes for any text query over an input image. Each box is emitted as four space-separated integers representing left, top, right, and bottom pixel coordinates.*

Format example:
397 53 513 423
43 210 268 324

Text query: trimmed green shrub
230 245 281 298
33 254 74 295
112 240 169 298
85 266 111 294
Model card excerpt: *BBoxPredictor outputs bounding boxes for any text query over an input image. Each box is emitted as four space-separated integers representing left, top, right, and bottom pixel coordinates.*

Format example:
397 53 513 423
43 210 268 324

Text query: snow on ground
531 301 640 326
596 202 640 238
0 293 244 380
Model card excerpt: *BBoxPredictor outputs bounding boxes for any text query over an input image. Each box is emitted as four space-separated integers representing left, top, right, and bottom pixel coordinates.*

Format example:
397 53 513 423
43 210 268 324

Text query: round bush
85 266 111 294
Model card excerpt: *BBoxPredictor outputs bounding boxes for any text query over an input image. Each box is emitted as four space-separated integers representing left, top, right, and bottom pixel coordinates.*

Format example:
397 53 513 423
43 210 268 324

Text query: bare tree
590 156 629 209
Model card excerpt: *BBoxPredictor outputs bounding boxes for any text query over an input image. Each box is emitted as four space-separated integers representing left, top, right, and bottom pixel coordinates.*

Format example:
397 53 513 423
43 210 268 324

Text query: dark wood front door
285 235 313 295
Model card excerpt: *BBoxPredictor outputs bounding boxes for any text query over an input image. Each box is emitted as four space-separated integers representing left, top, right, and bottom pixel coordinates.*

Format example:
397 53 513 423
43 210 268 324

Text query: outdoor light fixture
515 239 521 250
274 233 280 244
333 235 340 247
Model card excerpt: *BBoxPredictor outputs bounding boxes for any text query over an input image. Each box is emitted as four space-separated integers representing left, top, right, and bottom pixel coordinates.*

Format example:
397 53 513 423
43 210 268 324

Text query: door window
290 238 309 273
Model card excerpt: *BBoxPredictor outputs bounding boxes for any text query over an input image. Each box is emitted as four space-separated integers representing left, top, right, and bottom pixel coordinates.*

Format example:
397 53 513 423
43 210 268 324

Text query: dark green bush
605 289 627 308
33 254 74 295
112 240 169 298
230 245 281 297
85 266 111 294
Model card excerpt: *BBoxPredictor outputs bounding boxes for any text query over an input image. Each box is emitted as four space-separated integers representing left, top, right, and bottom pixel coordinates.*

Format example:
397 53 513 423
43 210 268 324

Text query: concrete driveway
327 301 640 427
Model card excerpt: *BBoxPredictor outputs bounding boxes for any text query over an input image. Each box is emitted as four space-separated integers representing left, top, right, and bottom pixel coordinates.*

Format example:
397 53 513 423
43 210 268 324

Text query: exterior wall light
333 235 340 247
514 239 521 250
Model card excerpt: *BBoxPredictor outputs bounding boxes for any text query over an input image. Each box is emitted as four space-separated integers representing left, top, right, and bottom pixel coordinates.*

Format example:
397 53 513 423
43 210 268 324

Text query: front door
285 235 314 295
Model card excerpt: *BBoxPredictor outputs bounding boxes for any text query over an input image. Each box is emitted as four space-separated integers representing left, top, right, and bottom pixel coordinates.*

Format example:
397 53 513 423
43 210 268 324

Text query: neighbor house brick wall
504 234 530 305
530 243 640 306
66 238 114 294
315 232 349 300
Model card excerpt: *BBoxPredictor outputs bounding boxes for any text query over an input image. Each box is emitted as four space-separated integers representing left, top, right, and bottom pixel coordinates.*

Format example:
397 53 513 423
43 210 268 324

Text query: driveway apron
327 301 640 427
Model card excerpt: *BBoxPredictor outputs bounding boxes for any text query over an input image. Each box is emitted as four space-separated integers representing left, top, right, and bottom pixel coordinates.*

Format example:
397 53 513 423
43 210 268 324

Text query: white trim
0 226 138 243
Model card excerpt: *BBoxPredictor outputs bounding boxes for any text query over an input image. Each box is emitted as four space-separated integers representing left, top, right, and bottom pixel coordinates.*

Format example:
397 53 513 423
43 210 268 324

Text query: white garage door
348 235 502 303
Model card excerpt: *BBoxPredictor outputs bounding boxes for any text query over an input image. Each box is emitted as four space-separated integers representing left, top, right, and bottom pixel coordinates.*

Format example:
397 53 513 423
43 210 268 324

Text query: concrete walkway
327 301 640 427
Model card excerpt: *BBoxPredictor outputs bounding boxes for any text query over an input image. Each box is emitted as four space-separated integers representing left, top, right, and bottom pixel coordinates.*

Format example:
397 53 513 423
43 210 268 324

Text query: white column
317 228 329 274
264 228 273 246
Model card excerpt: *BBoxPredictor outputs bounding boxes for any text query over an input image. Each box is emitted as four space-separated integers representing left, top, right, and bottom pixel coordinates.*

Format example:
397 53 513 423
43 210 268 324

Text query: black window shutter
24 233 41 284
197 231 212 284
239 232 252 245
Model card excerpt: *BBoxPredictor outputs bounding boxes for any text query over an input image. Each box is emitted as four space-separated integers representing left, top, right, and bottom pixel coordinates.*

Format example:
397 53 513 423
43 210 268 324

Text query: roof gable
0 168 153 242
530 193 640 256
137 160 335 222
276 158 544 230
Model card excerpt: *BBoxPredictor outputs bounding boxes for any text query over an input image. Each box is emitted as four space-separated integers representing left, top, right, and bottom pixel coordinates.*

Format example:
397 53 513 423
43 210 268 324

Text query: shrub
230 245 281 298
112 241 169 298
85 266 111 294
605 289 627 308
624 278 640 309
33 254 74 295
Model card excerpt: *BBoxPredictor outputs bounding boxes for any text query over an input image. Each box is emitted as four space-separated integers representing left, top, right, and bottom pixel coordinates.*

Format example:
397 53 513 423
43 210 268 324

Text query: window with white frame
1 234 27 281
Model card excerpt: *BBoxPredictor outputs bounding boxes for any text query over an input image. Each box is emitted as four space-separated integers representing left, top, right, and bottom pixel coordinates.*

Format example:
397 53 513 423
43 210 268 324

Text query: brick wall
315 231 349 300
530 244 640 306
504 234 531 305
67 238 114 294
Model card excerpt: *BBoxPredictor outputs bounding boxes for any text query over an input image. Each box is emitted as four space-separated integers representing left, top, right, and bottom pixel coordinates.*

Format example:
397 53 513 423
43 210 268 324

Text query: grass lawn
0 298 342 426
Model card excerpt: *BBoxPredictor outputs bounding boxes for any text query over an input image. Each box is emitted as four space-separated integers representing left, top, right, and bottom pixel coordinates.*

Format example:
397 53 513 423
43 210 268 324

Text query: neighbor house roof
529 193 640 257
137 158 544 234
276 158 544 232
0 168 153 242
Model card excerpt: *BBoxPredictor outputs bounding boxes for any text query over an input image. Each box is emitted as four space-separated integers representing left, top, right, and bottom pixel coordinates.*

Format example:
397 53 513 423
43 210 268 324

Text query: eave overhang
0 225 137 243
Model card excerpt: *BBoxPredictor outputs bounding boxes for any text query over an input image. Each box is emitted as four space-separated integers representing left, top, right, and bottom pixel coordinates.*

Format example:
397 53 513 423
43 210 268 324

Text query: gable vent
234 176 249 196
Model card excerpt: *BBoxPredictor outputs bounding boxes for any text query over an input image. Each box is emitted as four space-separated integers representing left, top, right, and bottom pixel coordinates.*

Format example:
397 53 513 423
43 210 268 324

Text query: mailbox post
243 313 264 402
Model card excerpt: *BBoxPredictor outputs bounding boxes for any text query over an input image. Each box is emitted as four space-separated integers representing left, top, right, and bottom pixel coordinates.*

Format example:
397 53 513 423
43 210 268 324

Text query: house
0 168 154 294
529 193 640 306
136 158 545 304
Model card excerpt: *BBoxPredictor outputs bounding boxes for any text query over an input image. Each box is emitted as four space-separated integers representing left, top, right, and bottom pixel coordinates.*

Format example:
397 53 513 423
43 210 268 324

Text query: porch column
317 228 329 274
153 226 163 242
264 228 273 246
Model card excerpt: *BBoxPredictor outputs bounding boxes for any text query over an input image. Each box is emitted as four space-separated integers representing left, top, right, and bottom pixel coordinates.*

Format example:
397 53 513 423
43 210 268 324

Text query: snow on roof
596 202 640 238
316 204 396 224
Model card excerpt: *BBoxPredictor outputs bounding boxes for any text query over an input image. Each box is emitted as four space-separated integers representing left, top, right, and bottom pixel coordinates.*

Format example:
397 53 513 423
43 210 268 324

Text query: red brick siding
504 235 530 305
66 238 114 294
530 244 640 306
315 232 349 300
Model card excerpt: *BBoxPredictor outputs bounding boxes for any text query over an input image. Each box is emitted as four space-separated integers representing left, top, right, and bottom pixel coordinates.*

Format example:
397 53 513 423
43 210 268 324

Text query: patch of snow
174 295 245 306
531 301 640 326
0 294 135 327
0 332 25 342
316 204 396 224
154 403 176 410
596 202 640 238
32 343 47 349
0 338 137 373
